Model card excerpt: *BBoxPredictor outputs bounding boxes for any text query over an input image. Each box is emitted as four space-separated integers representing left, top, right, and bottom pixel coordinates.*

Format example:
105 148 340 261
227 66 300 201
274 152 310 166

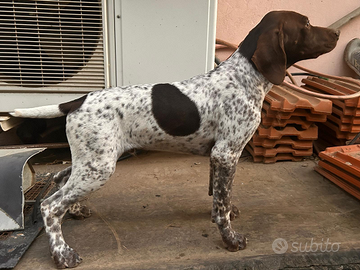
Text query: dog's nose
334 29 340 39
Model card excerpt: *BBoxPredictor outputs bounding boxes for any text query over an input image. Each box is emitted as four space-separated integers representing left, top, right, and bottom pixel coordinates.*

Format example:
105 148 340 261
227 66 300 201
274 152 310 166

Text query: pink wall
216 1 360 78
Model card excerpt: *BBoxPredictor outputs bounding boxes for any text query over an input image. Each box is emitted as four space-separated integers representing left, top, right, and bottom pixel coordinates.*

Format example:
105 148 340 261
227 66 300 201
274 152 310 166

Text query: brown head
239 11 340 85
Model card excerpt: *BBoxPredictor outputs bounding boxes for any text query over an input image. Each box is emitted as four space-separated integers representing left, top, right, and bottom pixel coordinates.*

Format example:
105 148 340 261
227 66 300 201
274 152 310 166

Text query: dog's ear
251 25 286 85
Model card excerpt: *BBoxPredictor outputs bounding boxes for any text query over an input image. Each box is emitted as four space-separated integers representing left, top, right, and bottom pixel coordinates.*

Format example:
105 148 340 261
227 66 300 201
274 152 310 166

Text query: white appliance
0 0 217 112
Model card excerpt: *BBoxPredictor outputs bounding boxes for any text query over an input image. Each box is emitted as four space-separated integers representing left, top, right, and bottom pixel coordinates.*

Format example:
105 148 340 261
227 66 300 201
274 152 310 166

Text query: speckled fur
12 11 340 268
40 51 270 268
53 167 91 219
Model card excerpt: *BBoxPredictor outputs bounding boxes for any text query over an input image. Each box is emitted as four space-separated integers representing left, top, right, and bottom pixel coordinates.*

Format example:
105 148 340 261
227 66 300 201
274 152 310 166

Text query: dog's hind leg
41 128 120 268
53 166 72 188
208 160 214 196
53 166 92 219
41 156 117 268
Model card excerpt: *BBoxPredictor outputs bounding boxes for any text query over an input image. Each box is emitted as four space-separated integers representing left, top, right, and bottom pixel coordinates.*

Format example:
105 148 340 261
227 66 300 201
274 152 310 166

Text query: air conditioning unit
0 0 217 112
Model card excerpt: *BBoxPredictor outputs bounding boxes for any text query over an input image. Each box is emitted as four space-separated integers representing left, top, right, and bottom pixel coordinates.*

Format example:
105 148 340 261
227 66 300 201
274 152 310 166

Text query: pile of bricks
302 76 360 146
315 145 360 200
246 85 332 163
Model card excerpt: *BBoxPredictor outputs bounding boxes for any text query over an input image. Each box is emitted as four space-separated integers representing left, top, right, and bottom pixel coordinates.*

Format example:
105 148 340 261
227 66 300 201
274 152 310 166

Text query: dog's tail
10 95 87 119
11 104 65 118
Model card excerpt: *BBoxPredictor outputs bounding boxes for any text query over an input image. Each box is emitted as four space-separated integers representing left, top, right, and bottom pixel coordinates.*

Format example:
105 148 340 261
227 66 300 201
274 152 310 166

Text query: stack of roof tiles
302 76 360 146
315 145 360 200
246 85 332 163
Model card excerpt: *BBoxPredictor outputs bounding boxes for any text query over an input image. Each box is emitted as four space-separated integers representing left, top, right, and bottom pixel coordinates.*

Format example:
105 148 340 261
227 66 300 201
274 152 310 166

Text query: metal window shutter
0 0 104 92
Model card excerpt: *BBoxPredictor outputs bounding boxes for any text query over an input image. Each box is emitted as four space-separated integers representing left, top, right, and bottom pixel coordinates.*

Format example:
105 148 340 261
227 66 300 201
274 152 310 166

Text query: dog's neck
238 42 257 71
218 47 273 95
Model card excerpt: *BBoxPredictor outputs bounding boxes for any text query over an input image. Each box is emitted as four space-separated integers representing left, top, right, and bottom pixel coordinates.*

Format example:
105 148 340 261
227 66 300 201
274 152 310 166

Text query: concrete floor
15 151 360 270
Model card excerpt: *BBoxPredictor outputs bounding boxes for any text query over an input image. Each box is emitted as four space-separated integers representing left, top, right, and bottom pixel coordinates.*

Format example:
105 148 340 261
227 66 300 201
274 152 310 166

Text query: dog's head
239 11 340 85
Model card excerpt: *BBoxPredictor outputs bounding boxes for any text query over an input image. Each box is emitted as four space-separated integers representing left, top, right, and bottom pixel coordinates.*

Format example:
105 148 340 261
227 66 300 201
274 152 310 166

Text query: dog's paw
69 204 92 220
226 232 247 252
52 245 82 268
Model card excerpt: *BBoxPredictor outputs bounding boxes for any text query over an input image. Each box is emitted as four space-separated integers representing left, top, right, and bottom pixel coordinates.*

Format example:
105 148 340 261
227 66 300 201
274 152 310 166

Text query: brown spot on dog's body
151 83 201 136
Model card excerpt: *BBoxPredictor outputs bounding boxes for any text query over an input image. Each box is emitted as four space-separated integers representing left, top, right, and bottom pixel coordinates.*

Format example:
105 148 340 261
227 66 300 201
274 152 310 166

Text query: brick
266 84 332 113
252 132 313 149
257 124 318 140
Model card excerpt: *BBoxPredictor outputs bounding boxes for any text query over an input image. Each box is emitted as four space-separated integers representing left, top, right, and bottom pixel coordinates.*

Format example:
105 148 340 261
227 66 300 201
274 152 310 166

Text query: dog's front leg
209 159 240 221
210 145 246 251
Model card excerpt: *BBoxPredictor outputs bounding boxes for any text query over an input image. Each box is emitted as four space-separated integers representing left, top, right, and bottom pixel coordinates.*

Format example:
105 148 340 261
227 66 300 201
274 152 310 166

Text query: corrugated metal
0 0 104 92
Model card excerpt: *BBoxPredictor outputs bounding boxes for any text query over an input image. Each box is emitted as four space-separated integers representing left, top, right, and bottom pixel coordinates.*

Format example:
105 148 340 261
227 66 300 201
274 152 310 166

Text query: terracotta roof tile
257 124 318 140
252 132 313 149
266 84 332 113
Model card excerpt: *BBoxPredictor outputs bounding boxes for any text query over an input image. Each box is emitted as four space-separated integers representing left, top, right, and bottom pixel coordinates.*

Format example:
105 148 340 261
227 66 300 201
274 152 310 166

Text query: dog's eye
305 20 310 28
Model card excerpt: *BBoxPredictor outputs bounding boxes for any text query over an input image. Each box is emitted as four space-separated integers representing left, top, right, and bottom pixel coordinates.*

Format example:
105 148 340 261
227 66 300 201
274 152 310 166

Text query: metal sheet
0 205 44 269
0 148 45 231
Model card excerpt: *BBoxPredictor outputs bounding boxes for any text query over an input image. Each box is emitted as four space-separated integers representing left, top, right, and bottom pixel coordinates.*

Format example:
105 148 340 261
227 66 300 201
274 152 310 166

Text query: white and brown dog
12 11 339 268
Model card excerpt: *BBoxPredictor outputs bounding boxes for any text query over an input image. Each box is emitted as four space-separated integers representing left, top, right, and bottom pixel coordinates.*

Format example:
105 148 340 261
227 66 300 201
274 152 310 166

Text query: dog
11 11 339 268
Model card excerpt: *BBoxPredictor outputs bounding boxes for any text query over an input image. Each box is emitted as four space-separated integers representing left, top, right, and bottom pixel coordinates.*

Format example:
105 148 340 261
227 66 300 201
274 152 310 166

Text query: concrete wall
216 1 360 78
